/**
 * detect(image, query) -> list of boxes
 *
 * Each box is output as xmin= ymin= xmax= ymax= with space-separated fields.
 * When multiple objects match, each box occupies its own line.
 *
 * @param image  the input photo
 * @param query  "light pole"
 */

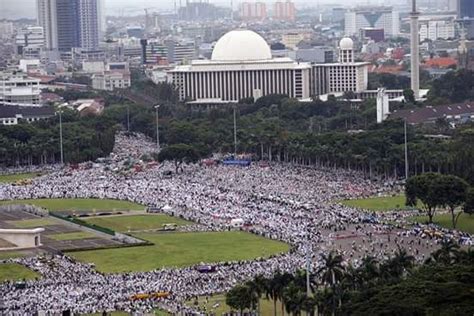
xmin=57 ymin=109 xmax=64 ymax=165
xmin=404 ymin=119 xmax=409 ymax=180
xmin=127 ymin=104 xmax=130 ymax=132
xmin=154 ymin=105 xmax=160 ymax=151
xmin=233 ymin=105 xmax=237 ymax=155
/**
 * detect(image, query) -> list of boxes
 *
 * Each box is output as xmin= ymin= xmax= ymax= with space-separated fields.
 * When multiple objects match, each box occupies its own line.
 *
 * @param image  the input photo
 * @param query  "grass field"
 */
xmin=0 ymin=252 xmax=31 ymax=260
xmin=49 ymin=231 xmax=98 ymax=241
xmin=0 ymin=173 xmax=41 ymax=183
xmin=410 ymin=213 xmax=474 ymax=234
xmin=0 ymin=198 xmax=144 ymax=213
xmin=6 ymin=218 xmax=58 ymax=228
xmin=340 ymin=194 xmax=418 ymax=211
xmin=186 ymin=294 xmax=285 ymax=315
xmin=81 ymin=312 xmax=130 ymax=316
xmin=84 ymin=214 xmax=192 ymax=232
xmin=0 ymin=263 xmax=39 ymax=282
xmin=70 ymin=231 xmax=290 ymax=273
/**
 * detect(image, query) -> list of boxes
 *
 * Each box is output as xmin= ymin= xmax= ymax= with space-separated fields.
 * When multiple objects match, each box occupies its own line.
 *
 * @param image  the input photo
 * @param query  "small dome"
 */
xmin=339 ymin=37 xmax=354 ymax=50
xmin=211 ymin=29 xmax=272 ymax=62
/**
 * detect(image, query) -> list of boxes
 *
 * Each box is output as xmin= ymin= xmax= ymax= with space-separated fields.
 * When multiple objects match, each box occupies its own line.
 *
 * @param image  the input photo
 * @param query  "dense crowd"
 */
xmin=0 ymin=133 xmax=471 ymax=314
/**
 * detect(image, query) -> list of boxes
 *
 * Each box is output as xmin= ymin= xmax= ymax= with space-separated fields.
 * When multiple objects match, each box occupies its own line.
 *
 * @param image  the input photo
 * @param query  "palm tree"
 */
xmin=316 ymin=251 xmax=346 ymax=315
xmin=427 ymin=240 xmax=461 ymax=265
xmin=282 ymin=281 xmax=306 ymax=316
xmin=266 ymin=271 xmax=294 ymax=316
xmin=381 ymin=247 xmax=414 ymax=281
xmin=246 ymin=275 xmax=267 ymax=315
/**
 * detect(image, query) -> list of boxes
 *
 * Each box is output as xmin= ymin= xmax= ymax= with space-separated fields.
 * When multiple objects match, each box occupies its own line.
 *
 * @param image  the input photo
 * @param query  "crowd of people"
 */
xmin=0 ymin=132 xmax=471 ymax=314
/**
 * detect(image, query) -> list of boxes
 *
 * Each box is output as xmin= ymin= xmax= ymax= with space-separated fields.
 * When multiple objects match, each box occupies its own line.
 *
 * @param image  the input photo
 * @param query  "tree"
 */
xmin=315 ymin=251 xmax=345 ymax=314
xmin=427 ymin=240 xmax=461 ymax=265
xmin=157 ymin=143 xmax=200 ymax=173
xmin=406 ymin=173 xmax=445 ymax=223
xmin=438 ymin=175 xmax=469 ymax=228
xmin=403 ymin=88 xmax=415 ymax=104
xmin=464 ymin=188 xmax=474 ymax=216
xmin=225 ymin=284 xmax=258 ymax=314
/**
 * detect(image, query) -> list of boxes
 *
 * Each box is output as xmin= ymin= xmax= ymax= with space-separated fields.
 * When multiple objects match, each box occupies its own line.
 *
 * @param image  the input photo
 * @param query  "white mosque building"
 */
xmin=170 ymin=29 xmax=369 ymax=104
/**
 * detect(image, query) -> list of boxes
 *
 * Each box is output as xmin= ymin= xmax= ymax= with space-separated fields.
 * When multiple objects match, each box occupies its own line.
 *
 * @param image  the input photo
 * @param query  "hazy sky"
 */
xmin=0 ymin=0 xmax=388 ymax=20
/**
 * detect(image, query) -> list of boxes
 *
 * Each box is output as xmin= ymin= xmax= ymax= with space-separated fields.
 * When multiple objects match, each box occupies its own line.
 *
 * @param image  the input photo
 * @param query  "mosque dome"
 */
xmin=211 ymin=29 xmax=272 ymax=62
xmin=339 ymin=37 xmax=354 ymax=50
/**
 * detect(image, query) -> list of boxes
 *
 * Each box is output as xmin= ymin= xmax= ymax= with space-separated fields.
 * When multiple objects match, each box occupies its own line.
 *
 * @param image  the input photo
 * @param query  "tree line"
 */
xmin=222 ymin=243 xmax=474 ymax=315
xmin=0 ymin=108 xmax=117 ymax=167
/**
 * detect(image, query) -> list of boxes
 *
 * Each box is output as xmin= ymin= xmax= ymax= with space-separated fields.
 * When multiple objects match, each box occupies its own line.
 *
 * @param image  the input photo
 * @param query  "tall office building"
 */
xmin=459 ymin=0 xmax=474 ymax=18
xmin=240 ymin=2 xmax=267 ymax=21
xmin=345 ymin=6 xmax=400 ymax=37
xmin=273 ymin=1 xmax=296 ymax=22
xmin=77 ymin=0 xmax=101 ymax=49
xmin=36 ymin=0 xmax=102 ymax=51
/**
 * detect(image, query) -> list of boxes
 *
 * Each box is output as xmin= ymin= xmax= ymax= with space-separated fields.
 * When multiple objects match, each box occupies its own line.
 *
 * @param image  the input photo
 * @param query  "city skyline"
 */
xmin=0 ymin=0 xmax=398 ymax=20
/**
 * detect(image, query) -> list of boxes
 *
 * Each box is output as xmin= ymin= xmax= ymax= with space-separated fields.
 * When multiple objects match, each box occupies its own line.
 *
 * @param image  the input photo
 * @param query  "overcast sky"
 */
xmin=0 ymin=0 xmax=390 ymax=20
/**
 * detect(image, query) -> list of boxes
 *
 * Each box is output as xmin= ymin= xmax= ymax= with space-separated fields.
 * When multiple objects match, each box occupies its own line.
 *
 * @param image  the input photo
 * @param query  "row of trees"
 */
xmin=0 ymin=108 xmax=117 ymax=166
xmin=224 ymin=243 xmax=474 ymax=315
xmin=406 ymin=173 xmax=474 ymax=227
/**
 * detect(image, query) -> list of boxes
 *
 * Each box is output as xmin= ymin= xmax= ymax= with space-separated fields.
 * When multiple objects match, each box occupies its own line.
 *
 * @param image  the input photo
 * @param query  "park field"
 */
xmin=69 ymin=231 xmax=290 ymax=273
xmin=49 ymin=232 xmax=98 ymax=241
xmin=340 ymin=194 xmax=418 ymax=211
xmin=0 ymin=173 xmax=41 ymax=183
xmin=0 ymin=263 xmax=39 ymax=282
xmin=411 ymin=213 xmax=474 ymax=234
xmin=84 ymin=214 xmax=192 ymax=232
xmin=0 ymin=198 xmax=144 ymax=213
xmin=6 ymin=218 xmax=59 ymax=228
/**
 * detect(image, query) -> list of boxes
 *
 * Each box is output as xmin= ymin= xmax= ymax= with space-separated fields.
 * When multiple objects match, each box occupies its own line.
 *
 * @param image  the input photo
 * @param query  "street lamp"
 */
xmin=404 ymin=119 xmax=409 ymax=180
xmin=127 ymin=104 xmax=130 ymax=132
xmin=56 ymin=109 xmax=64 ymax=165
xmin=154 ymin=105 xmax=160 ymax=151
xmin=233 ymin=105 xmax=237 ymax=155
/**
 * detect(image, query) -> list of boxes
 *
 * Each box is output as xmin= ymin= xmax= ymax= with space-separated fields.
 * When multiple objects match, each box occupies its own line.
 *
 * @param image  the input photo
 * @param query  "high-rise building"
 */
xmin=273 ymin=1 xmax=296 ymax=22
xmin=36 ymin=0 xmax=102 ymax=51
xmin=77 ymin=0 xmax=101 ymax=49
xmin=240 ymin=2 xmax=267 ymax=21
xmin=345 ymin=6 xmax=400 ymax=38
xmin=459 ymin=0 xmax=474 ymax=18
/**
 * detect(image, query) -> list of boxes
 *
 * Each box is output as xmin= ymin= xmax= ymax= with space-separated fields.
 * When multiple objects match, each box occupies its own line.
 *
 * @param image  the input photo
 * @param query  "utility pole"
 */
xmin=404 ymin=119 xmax=409 ymax=179
xmin=127 ymin=104 xmax=130 ymax=132
xmin=306 ymin=240 xmax=312 ymax=316
xmin=233 ymin=106 xmax=237 ymax=155
xmin=58 ymin=110 xmax=64 ymax=165
xmin=154 ymin=105 xmax=160 ymax=151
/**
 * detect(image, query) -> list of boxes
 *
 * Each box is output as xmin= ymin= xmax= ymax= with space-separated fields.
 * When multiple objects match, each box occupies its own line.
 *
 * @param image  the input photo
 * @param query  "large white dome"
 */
xmin=211 ymin=29 xmax=272 ymax=62
xmin=339 ymin=37 xmax=354 ymax=50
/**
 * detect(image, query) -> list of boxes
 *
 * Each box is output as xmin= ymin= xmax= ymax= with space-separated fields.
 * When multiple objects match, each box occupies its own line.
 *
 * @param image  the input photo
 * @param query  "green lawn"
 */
xmin=6 ymin=218 xmax=58 ymax=228
xmin=186 ymin=294 xmax=285 ymax=315
xmin=70 ymin=231 xmax=290 ymax=273
xmin=0 ymin=198 xmax=144 ymax=213
xmin=80 ymin=312 xmax=130 ymax=316
xmin=340 ymin=194 xmax=418 ymax=211
xmin=0 ymin=172 xmax=41 ymax=183
xmin=49 ymin=231 xmax=98 ymax=241
xmin=410 ymin=213 xmax=474 ymax=234
xmin=0 ymin=263 xmax=39 ymax=282
xmin=0 ymin=251 xmax=31 ymax=260
xmin=84 ymin=214 xmax=192 ymax=232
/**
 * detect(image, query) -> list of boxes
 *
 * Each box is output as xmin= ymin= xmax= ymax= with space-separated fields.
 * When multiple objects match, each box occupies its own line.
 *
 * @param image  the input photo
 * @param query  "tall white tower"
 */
xmin=410 ymin=0 xmax=420 ymax=100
